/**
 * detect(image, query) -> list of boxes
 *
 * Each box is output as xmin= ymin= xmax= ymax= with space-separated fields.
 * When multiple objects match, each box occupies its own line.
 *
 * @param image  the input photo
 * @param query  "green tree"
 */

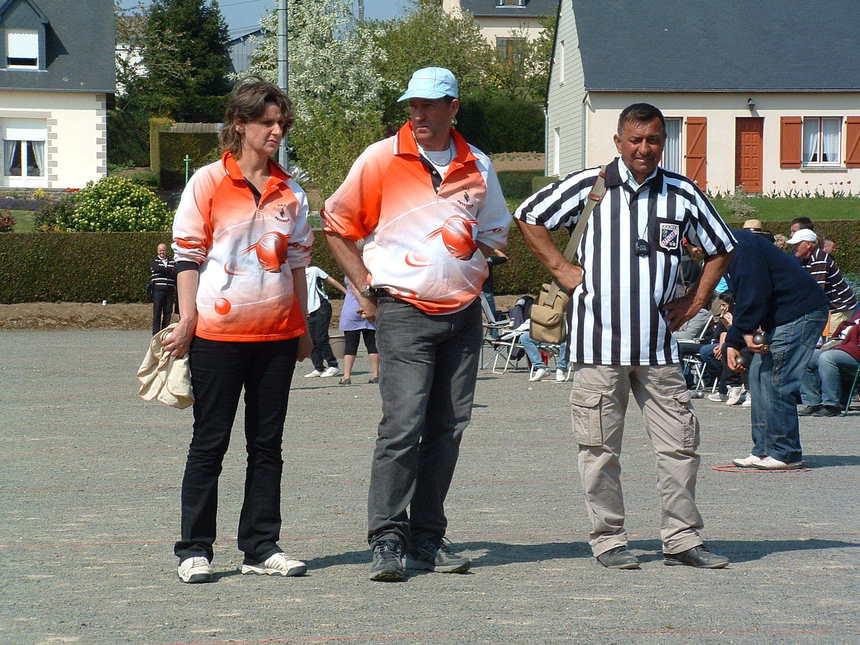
xmin=486 ymin=13 xmax=557 ymax=103
xmin=140 ymin=0 xmax=232 ymax=121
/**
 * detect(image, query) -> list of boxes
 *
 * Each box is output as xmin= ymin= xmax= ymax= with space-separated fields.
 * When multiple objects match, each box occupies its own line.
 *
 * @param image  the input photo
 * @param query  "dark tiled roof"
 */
xmin=0 ymin=0 xmax=115 ymax=93
xmin=573 ymin=0 xmax=860 ymax=92
xmin=460 ymin=0 xmax=559 ymax=19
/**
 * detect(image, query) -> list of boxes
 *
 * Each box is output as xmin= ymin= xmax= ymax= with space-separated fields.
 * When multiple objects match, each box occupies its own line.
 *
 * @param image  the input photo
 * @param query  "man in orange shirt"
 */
xmin=323 ymin=67 xmax=511 ymax=581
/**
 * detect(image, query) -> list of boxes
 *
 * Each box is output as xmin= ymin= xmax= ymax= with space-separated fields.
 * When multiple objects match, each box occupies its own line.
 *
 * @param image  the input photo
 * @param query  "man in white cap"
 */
xmin=322 ymin=67 xmax=511 ymax=581
xmin=788 ymin=227 xmax=858 ymax=332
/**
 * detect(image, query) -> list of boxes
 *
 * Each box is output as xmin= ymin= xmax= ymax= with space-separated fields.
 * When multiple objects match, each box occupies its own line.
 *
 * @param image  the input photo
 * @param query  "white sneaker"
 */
xmin=241 ymin=552 xmax=307 ymax=577
xmin=725 ymin=386 xmax=745 ymax=406
xmin=529 ymin=367 xmax=547 ymax=382
xmin=732 ymin=454 xmax=766 ymax=468
xmin=177 ymin=556 xmax=213 ymax=583
xmin=319 ymin=366 xmax=340 ymax=378
xmin=753 ymin=456 xmax=804 ymax=470
xmin=304 ymin=369 xmax=322 ymax=378
xmin=708 ymin=392 xmax=727 ymax=402
xmin=742 ymin=396 xmax=752 ymax=407
xmin=555 ymin=369 xmax=568 ymax=382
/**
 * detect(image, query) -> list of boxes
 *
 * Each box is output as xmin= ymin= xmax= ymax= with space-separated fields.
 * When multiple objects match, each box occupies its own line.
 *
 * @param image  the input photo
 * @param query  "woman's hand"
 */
xmin=162 ymin=317 xmax=196 ymax=358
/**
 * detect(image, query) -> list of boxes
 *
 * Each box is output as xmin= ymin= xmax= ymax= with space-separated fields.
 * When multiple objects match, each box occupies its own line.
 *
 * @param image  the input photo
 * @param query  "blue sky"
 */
xmin=120 ymin=1 xmax=414 ymax=37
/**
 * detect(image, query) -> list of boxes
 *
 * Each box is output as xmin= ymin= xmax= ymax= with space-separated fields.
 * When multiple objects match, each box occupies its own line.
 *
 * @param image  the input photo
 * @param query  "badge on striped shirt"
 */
xmin=658 ymin=222 xmax=680 ymax=251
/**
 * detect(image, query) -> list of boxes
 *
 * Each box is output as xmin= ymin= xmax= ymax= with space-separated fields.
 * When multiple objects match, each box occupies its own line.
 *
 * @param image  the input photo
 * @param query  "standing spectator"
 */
xmin=149 ymin=242 xmax=176 ymax=335
xmin=323 ymin=67 xmax=511 ymax=581
xmin=163 ymin=78 xmax=313 ymax=584
xmin=515 ymin=103 xmax=734 ymax=570
xmin=338 ymin=277 xmax=379 ymax=385
xmin=726 ymin=230 xmax=829 ymax=470
xmin=788 ymin=228 xmax=858 ymax=331
xmin=303 ymin=265 xmax=346 ymax=378
xmin=789 ymin=217 xmax=814 ymax=234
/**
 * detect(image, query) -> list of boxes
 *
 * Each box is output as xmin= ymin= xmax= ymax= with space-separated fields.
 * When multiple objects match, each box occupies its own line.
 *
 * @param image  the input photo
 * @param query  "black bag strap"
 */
xmin=546 ymin=166 xmax=607 ymax=300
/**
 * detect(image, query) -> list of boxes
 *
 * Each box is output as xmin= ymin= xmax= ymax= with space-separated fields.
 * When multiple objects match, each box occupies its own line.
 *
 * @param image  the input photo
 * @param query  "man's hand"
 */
xmin=296 ymin=332 xmax=313 ymax=361
xmin=743 ymin=333 xmax=768 ymax=354
xmin=356 ymin=294 xmax=378 ymax=323
xmin=555 ymin=264 xmax=584 ymax=293
xmin=663 ymin=293 xmax=700 ymax=332
xmin=726 ymin=346 xmax=744 ymax=372
xmin=162 ymin=317 xmax=196 ymax=358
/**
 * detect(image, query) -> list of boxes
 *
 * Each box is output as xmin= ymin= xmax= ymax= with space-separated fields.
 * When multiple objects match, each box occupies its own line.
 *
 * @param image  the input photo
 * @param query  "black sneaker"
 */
xmin=812 ymin=405 xmax=842 ymax=417
xmin=664 ymin=545 xmax=729 ymax=569
xmin=369 ymin=538 xmax=405 ymax=582
xmin=797 ymin=405 xmax=821 ymax=416
xmin=596 ymin=546 xmax=640 ymax=569
xmin=406 ymin=537 xmax=470 ymax=573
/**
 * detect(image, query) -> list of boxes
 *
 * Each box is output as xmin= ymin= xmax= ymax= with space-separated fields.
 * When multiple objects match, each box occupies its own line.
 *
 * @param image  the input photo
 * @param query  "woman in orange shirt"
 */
xmin=163 ymin=78 xmax=313 ymax=584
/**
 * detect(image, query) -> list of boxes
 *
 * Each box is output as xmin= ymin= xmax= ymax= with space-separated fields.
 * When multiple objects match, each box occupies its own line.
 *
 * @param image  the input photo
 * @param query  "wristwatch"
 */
xmin=359 ymin=286 xmax=376 ymax=298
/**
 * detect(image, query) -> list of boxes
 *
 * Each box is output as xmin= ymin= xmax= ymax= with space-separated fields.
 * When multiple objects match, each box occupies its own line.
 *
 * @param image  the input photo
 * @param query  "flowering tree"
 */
xmin=244 ymin=0 xmax=392 ymax=121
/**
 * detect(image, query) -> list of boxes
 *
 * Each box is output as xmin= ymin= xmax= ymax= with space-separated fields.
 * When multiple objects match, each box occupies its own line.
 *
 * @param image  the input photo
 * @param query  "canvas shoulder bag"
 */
xmin=529 ymin=166 xmax=607 ymax=344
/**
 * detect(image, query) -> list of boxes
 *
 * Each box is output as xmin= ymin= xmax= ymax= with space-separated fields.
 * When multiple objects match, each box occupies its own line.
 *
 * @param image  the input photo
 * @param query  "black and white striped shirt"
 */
xmin=799 ymin=247 xmax=857 ymax=312
xmin=515 ymin=158 xmax=735 ymax=366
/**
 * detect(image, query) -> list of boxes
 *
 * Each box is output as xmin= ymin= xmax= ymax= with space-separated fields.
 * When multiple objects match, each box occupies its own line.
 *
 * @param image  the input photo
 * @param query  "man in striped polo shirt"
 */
xmin=787 ymin=227 xmax=858 ymax=331
xmin=515 ymin=103 xmax=735 ymax=570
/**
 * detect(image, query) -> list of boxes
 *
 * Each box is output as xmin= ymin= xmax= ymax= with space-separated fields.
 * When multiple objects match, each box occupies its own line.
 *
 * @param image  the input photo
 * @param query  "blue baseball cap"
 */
xmin=397 ymin=67 xmax=459 ymax=102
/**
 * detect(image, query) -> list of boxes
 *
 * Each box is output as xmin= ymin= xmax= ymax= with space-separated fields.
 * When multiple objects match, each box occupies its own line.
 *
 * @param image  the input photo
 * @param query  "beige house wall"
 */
xmin=441 ymin=1 xmax=546 ymax=44
xmin=544 ymin=0 xmax=584 ymax=176
xmin=0 ymin=90 xmax=107 ymax=189
xmin=580 ymin=92 xmax=860 ymax=195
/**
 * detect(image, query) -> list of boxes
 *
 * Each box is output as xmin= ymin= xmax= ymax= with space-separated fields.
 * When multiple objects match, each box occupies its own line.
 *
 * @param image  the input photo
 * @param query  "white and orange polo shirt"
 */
xmin=172 ymin=152 xmax=313 ymax=342
xmin=322 ymin=122 xmax=510 ymax=314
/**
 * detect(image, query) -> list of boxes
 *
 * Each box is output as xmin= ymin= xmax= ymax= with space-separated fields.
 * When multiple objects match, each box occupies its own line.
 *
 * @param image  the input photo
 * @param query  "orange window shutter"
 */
xmin=780 ymin=117 xmax=802 ymax=168
xmin=845 ymin=117 xmax=860 ymax=167
xmin=685 ymin=117 xmax=707 ymax=189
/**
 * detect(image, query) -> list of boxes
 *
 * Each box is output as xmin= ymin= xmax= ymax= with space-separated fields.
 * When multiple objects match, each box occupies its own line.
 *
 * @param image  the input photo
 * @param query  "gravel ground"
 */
xmin=1 ymin=329 xmax=858 ymax=645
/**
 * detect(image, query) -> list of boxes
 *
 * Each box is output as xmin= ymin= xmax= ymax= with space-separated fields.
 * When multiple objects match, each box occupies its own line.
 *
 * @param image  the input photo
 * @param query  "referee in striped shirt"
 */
xmin=515 ymin=103 xmax=735 ymax=570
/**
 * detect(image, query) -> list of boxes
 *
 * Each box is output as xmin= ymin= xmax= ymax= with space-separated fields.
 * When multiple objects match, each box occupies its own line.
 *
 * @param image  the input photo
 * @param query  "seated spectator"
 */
xmin=523 ymin=331 xmax=569 ymax=383
xmin=800 ymin=311 xmax=860 ymax=416
xmin=695 ymin=294 xmax=750 ymax=405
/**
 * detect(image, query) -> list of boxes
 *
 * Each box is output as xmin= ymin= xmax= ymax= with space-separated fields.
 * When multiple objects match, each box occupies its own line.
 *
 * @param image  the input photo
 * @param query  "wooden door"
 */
xmin=735 ymin=117 xmax=763 ymax=193
xmin=685 ymin=117 xmax=707 ymax=189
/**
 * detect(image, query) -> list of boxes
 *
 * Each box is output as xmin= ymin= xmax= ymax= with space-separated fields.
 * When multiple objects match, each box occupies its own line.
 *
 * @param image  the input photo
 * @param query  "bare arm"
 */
xmin=324 ymin=231 xmax=377 ymax=322
xmin=515 ymin=219 xmax=583 ymax=292
xmin=664 ymin=251 xmax=733 ymax=332
xmin=325 ymin=275 xmax=348 ymax=296
xmin=292 ymin=266 xmax=313 ymax=361
xmin=163 ymin=269 xmax=199 ymax=358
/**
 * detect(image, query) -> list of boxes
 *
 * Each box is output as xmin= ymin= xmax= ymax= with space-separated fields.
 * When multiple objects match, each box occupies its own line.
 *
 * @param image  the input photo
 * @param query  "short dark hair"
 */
xmin=617 ymin=103 xmax=666 ymax=137
xmin=790 ymin=216 xmax=815 ymax=230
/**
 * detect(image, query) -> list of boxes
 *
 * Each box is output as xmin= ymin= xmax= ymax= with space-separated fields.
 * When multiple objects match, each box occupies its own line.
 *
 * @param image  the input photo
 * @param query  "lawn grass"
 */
xmin=711 ymin=197 xmax=860 ymax=222
xmin=10 ymin=210 xmax=36 ymax=232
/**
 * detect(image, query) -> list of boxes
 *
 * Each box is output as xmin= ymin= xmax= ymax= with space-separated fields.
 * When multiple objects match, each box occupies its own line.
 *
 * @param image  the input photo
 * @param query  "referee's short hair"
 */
xmin=617 ymin=103 xmax=666 ymax=137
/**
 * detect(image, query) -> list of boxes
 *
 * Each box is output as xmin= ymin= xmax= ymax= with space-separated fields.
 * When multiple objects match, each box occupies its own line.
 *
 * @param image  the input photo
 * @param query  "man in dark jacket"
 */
xmin=725 ymin=230 xmax=829 ymax=470
xmin=149 ymin=243 xmax=176 ymax=335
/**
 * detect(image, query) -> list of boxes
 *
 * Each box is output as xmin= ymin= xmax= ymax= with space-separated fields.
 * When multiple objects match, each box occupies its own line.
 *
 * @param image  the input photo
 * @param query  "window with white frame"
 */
xmin=496 ymin=37 xmax=526 ymax=63
xmin=6 ymin=29 xmax=39 ymax=67
xmin=662 ymin=118 xmax=682 ymax=173
xmin=496 ymin=0 xmax=527 ymax=7
xmin=558 ymin=39 xmax=565 ymax=84
xmin=803 ymin=117 xmax=841 ymax=165
xmin=2 ymin=120 xmax=46 ymax=178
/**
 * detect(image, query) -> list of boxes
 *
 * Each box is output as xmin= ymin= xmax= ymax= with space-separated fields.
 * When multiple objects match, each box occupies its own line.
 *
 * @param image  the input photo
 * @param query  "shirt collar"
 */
xmin=394 ymin=122 xmax=477 ymax=166
xmin=222 ymin=151 xmax=290 ymax=187
xmin=617 ymin=157 xmax=658 ymax=192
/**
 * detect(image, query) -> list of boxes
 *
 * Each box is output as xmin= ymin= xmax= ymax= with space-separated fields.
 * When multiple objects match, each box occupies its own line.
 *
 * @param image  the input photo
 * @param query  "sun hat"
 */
xmin=742 ymin=218 xmax=763 ymax=230
xmin=398 ymin=67 xmax=459 ymax=102
xmin=786 ymin=228 xmax=818 ymax=245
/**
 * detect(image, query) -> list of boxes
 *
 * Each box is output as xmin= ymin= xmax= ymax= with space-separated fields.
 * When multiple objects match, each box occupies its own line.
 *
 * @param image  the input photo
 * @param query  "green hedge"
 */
xmin=2 ymin=220 xmax=859 ymax=303
xmin=157 ymin=132 xmax=220 ymax=191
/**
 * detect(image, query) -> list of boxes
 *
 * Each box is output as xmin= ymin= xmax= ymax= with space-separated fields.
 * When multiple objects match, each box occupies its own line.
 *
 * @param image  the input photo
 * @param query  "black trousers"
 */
xmin=151 ymin=285 xmax=175 ymax=335
xmin=174 ymin=336 xmax=298 ymax=563
xmin=307 ymin=299 xmax=338 ymax=371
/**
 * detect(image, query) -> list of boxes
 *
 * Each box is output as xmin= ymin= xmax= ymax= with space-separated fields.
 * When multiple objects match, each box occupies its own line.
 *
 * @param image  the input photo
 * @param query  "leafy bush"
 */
xmin=34 ymin=194 xmax=78 ymax=231
xmin=58 ymin=176 xmax=172 ymax=232
xmin=457 ymin=90 xmax=544 ymax=154
xmin=0 ymin=211 xmax=15 ymax=232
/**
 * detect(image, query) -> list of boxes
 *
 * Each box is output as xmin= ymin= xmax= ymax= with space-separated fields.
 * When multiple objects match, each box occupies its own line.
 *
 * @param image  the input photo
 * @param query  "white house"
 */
xmin=0 ymin=0 xmax=114 ymax=190
xmin=443 ymin=0 xmax=558 ymax=61
xmin=546 ymin=0 xmax=860 ymax=195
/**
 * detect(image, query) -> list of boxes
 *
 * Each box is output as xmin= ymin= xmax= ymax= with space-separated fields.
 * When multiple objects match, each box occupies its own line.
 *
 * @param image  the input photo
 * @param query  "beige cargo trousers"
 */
xmin=569 ymin=364 xmax=704 ymax=557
